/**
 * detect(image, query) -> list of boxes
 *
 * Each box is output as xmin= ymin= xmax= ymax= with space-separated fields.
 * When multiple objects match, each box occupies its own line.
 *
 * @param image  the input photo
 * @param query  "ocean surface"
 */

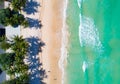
xmin=65 ymin=0 xmax=120 ymax=84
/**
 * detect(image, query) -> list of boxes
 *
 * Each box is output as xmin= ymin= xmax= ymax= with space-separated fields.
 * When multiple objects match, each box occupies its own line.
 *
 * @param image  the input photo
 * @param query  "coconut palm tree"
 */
xmin=0 ymin=40 xmax=11 ymax=50
xmin=0 ymin=53 xmax=15 ymax=75
xmin=0 ymin=6 xmax=28 ymax=27
xmin=0 ymin=36 xmax=10 ymax=50
xmin=2 ymin=73 xmax=29 ymax=84
xmin=0 ymin=0 xmax=4 ymax=5
xmin=11 ymin=0 xmax=27 ymax=11
xmin=11 ymin=35 xmax=28 ymax=53
xmin=0 ymin=35 xmax=29 ymax=82
xmin=0 ymin=8 xmax=11 ymax=26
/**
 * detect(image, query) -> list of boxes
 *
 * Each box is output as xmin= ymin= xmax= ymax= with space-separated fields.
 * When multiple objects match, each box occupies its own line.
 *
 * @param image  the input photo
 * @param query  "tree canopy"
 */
xmin=11 ymin=0 xmax=27 ymax=11
xmin=0 ymin=8 xmax=28 ymax=27
xmin=0 ymin=0 xmax=4 ymax=5
xmin=0 ymin=35 xmax=29 ymax=83
xmin=2 ymin=73 xmax=29 ymax=84
xmin=0 ymin=8 xmax=11 ymax=26
xmin=0 ymin=53 xmax=15 ymax=75
xmin=0 ymin=0 xmax=29 ymax=27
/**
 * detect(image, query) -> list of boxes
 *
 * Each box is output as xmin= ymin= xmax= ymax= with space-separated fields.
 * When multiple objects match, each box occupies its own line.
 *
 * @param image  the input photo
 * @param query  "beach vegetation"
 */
xmin=0 ymin=35 xmax=29 ymax=84
xmin=0 ymin=0 xmax=29 ymax=28
xmin=2 ymin=73 xmax=29 ymax=84
xmin=0 ymin=36 xmax=6 ymax=42
xmin=0 ymin=36 xmax=10 ymax=50
xmin=0 ymin=8 xmax=28 ymax=27
xmin=0 ymin=0 xmax=4 ymax=5
xmin=0 ymin=40 xmax=11 ymax=50
xmin=0 ymin=8 xmax=11 ymax=26
xmin=11 ymin=0 xmax=27 ymax=11
xmin=3 ymin=0 xmax=27 ymax=11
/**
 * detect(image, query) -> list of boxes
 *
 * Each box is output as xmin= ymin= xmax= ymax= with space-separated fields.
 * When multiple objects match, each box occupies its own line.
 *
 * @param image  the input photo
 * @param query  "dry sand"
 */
xmin=21 ymin=0 xmax=64 ymax=84
xmin=40 ymin=0 xmax=64 ymax=84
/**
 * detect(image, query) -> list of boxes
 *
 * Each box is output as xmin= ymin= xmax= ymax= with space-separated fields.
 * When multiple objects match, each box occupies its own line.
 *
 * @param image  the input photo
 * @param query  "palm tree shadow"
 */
xmin=23 ymin=0 xmax=40 ymax=15
xmin=27 ymin=18 xmax=42 ymax=29
xmin=26 ymin=37 xmax=46 ymax=84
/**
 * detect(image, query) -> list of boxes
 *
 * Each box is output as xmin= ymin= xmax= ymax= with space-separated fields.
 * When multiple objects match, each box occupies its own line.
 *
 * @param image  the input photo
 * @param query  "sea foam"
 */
xmin=82 ymin=61 xmax=87 ymax=72
xmin=58 ymin=0 xmax=68 ymax=84
xmin=77 ymin=0 xmax=104 ymax=72
xmin=79 ymin=15 xmax=103 ymax=48
xmin=77 ymin=0 xmax=103 ymax=49
xmin=77 ymin=0 xmax=82 ymax=8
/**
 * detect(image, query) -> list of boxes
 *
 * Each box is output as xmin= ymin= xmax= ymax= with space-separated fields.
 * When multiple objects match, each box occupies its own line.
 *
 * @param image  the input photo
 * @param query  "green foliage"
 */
xmin=11 ymin=0 xmax=27 ymax=11
xmin=5 ymin=9 xmax=29 ymax=27
xmin=0 ymin=8 xmax=11 ymax=26
xmin=0 ymin=0 xmax=29 ymax=27
xmin=0 ymin=36 xmax=10 ymax=50
xmin=0 ymin=53 xmax=15 ymax=75
xmin=0 ymin=8 xmax=29 ymax=27
xmin=2 ymin=74 xmax=29 ymax=84
xmin=0 ymin=35 xmax=29 ymax=83
xmin=21 ymin=19 xmax=29 ymax=28
xmin=0 ymin=36 xmax=6 ymax=42
xmin=0 ymin=0 xmax=4 ymax=5
xmin=2 ymin=79 xmax=16 ymax=84
xmin=11 ymin=35 xmax=28 ymax=54
xmin=0 ymin=40 xmax=11 ymax=50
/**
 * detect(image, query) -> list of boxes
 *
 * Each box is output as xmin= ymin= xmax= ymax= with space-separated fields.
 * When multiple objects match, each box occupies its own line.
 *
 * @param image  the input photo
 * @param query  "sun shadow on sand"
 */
xmin=23 ymin=0 xmax=40 ymax=15
xmin=26 ymin=37 xmax=47 ymax=84
xmin=27 ymin=18 xmax=42 ymax=29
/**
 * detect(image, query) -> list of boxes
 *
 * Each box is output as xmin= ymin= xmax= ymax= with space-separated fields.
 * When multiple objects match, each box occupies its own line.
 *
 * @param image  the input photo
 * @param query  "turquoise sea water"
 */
xmin=66 ymin=0 xmax=120 ymax=84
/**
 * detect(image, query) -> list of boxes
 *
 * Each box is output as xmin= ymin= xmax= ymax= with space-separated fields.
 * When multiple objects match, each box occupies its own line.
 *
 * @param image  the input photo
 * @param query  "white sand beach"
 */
xmin=21 ymin=0 xmax=64 ymax=84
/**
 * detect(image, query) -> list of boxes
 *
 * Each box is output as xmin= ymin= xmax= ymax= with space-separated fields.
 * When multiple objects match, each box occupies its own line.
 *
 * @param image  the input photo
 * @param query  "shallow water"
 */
xmin=66 ymin=0 xmax=120 ymax=84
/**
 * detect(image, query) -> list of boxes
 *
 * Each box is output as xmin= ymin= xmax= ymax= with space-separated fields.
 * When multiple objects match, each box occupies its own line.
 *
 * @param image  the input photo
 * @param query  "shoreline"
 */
xmin=59 ymin=0 xmax=69 ymax=84
xmin=40 ymin=0 xmax=65 ymax=84
xmin=21 ymin=0 xmax=68 ymax=83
